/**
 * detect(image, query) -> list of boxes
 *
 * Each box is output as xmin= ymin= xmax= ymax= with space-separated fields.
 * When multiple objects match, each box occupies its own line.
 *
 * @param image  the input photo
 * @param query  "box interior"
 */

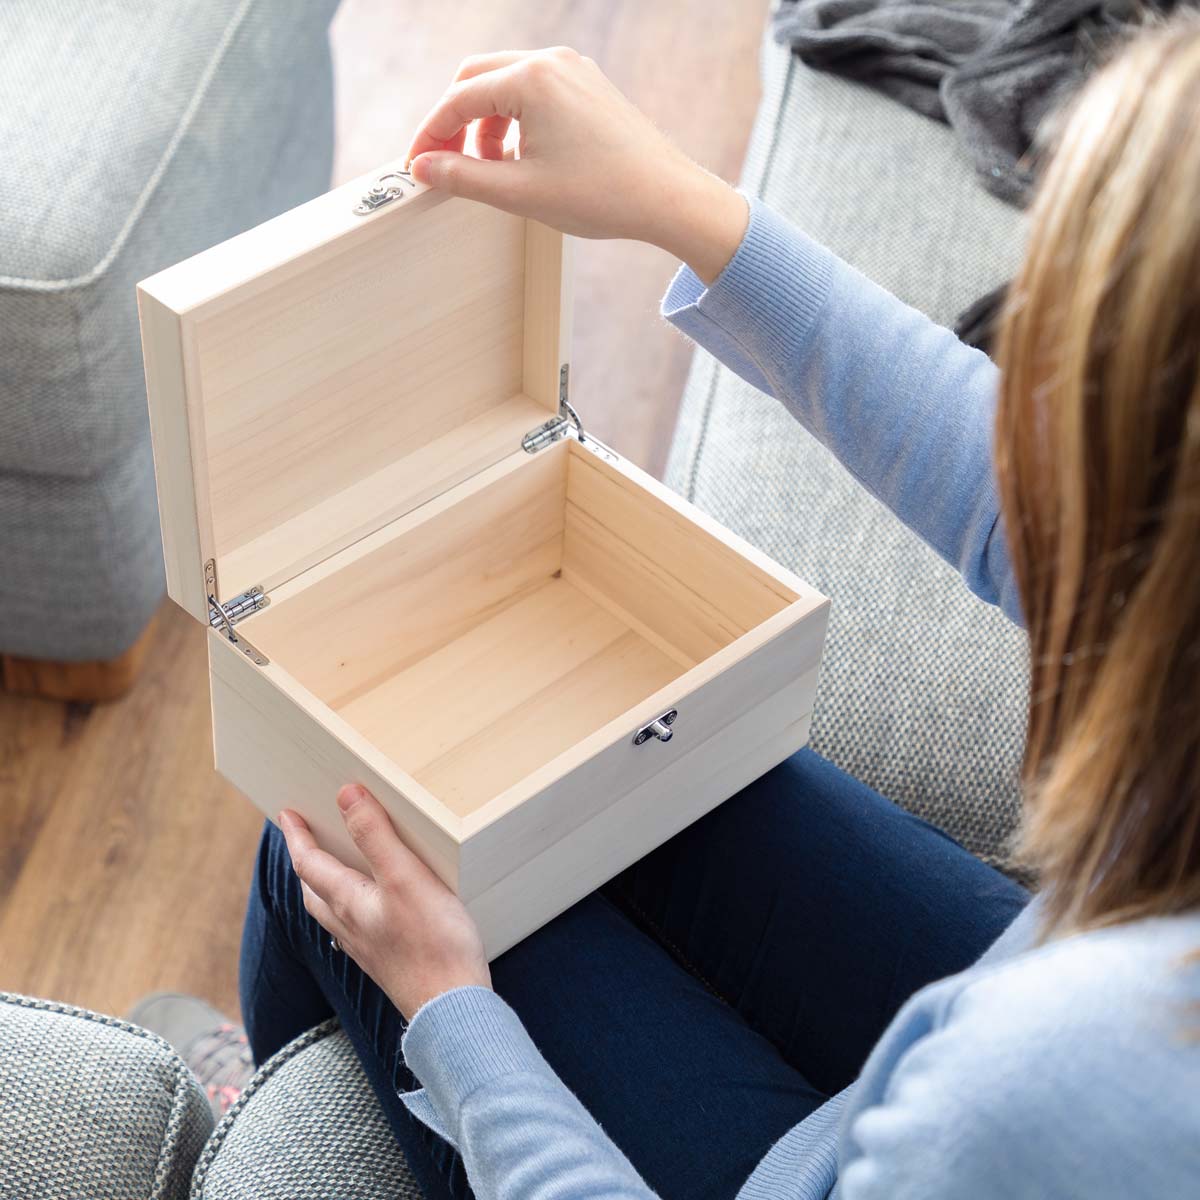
xmin=242 ymin=439 xmax=799 ymax=818
xmin=165 ymin=191 xmax=567 ymax=604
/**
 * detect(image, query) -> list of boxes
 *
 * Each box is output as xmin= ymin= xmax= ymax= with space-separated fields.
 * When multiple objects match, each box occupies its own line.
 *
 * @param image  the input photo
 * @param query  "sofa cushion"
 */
xmin=666 ymin=42 xmax=1029 ymax=867
xmin=0 ymin=0 xmax=338 ymax=479
xmin=0 ymin=0 xmax=337 ymax=661
xmin=191 ymin=1020 xmax=420 ymax=1200
xmin=0 ymin=992 xmax=213 ymax=1200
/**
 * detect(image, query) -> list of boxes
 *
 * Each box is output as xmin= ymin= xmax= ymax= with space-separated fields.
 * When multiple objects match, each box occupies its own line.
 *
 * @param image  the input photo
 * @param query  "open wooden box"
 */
xmin=138 ymin=163 xmax=829 ymax=956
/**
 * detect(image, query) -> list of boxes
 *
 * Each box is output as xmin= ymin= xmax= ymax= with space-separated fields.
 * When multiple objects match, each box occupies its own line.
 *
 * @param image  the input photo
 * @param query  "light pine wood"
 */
xmin=137 ymin=288 xmax=212 ymax=624
xmin=236 ymin=436 xmax=822 ymax=811
xmin=207 ymin=426 xmax=828 ymax=952
xmin=457 ymin=599 xmax=829 ymax=894
xmin=243 ymin=444 xmax=568 ymax=710
xmin=3 ymin=0 xmax=771 ymax=1022
xmin=341 ymin=577 xmax=684 ymax=814
xmin=472 ymin=694 xmax=817 ymax=958
xmin=208 ymin=632 xmax=460 ymax=887
xmin=139 ymin=177 xmax=568 ymax=608
xmin=523 ymin=219 xmax=574 ymax=409
xmin=137 ymin=59 xmax=831 ymax=968
xmin=218 ymin=393 xmax=551 ymax=602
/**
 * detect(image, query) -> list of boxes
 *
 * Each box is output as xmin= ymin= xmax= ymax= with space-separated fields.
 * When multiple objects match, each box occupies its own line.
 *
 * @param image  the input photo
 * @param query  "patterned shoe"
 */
xmin=127 ymin=992 xmax=254 ymax=1120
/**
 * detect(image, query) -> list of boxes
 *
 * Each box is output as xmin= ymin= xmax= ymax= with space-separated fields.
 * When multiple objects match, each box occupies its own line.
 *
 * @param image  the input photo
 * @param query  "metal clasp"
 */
xmin=353 ymin=169 xmax=416 ymax=215
xmin=633 ymin=709 xmax=678 ymax=746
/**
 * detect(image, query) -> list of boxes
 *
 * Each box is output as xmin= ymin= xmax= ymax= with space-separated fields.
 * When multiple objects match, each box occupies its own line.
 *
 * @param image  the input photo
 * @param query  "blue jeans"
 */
xmin=240 ymin=749 xmax=1026 ymax=1200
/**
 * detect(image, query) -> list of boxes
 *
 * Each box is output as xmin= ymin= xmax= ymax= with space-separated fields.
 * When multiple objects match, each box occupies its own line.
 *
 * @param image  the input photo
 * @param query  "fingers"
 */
xmin=279 ymin=808 xmax=370 ymax=908
xmin=409 ymin=151 xmax=527 ymax=209
xmin=453 ymin=50 xmax=534 ymax=82
xmin=337 ymin=785 xmax=448 ymax=897
xmin=406 ymin=64 xmax=525 ymax=163
xmin=299 ymin=880 xmax=342 ymax=939
xmin=474 ymin=114 xmax=512 ymax=160
xmin=335 ymin=784 xmax=421 ymax=883
xmin=456 ymin=52 xmax=529 ymax=159
xmin=403 ymin=51 xmax=528 ymax=165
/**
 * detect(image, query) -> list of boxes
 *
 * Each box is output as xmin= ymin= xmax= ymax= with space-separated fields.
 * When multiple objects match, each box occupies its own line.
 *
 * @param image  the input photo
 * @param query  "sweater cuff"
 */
xmin=661 ymin=197 xmax=834 ymax=366
xmin=400 ymin=987 xmax=550 ymax=1138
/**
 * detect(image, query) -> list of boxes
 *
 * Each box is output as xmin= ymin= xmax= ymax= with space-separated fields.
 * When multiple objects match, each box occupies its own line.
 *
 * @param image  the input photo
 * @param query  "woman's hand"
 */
xmin=405 ymin=47 xmax=748 ymax=285
xmin=279 ymin=787 xmax=491 ymax=1021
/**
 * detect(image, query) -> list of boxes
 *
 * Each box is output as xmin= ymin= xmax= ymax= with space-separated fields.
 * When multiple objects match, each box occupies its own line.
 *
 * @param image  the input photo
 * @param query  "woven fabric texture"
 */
xmin=666 ymin=42 xmax=1029 ymax=867
xmin=0 ymin=0 xmax=337 ymax=660
xmin=192 ymin=1021 xmax=420 ymax=1200
xmin=0 ymin=992 xmax=213 ymax=1200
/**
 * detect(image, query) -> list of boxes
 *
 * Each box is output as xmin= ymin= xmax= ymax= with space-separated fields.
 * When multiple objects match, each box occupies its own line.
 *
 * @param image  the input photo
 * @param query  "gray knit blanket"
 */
xmin=773 ymin=0 xmax=1163 ymax=205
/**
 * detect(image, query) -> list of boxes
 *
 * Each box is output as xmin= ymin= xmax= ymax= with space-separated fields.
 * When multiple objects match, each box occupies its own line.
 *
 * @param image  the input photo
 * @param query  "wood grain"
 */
xmin=200 ymin=422 xmax=827 ymax=959
xmin=472 ymin=699 xmax=816 ymax=959
xmin=0 ymin=604 xmax=261 ymax=1018
xmin=244 ymin=442 xmax=568 ymax=710
xmin=141 ymin=181 xmax=560 ymax=606
xmin=0 ymin=0 xmax=768 ymax=1023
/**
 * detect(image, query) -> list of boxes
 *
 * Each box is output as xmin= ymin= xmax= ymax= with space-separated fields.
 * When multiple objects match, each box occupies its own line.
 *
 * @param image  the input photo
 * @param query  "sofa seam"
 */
xmin=151 ymin=1049 xmax=205 ymax=1200
xmin=188 ymin=1017 xmax=341 ymax=1197
xmin=0 ymin=0 xmax=258 ymax=294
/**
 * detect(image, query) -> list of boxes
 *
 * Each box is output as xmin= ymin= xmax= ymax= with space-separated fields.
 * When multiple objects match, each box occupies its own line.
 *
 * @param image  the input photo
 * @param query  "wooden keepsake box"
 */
xmin=138 ymin=163 xmax=829 ymax=957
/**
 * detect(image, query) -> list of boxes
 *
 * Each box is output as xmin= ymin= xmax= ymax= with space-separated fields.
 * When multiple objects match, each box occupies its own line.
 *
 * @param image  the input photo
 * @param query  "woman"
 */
xmin=243 ymin=18 xmax=1200 ymax=1200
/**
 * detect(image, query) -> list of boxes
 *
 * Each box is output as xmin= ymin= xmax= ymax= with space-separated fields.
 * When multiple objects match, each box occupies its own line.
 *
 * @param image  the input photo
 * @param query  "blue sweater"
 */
xmin=398 ymin=201 xmax=1200 ymax=1198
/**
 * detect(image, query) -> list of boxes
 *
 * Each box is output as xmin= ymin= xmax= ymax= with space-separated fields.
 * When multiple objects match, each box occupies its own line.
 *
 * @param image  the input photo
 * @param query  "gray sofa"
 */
xmin=0 ymin=30 xmax=1027 ymax=1200
xmin=0 ymin=0 xmax=337 ymax=670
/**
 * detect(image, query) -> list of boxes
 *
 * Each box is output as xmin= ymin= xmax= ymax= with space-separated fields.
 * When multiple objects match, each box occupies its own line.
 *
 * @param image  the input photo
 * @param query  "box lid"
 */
xmin=138 ymin=160 xmax=572 ymax=624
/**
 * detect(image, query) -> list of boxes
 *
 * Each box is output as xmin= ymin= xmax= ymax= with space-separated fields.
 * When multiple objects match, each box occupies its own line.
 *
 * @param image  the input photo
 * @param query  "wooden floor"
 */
xmin=0 ymin=0 xmax=767 ymax=1022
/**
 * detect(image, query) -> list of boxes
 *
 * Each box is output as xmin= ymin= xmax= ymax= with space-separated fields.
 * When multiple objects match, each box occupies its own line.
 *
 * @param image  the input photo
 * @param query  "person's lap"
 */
xmin=239 ymin=748 xmax=1027 ymax=1200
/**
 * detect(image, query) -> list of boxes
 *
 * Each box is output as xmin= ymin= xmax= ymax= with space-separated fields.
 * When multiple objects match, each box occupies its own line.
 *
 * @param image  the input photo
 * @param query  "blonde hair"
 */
xmin=995 ymin=13 xmax=1200 ymax=935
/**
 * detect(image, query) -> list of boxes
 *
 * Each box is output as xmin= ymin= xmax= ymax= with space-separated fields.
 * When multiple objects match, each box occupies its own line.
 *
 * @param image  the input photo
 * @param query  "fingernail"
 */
xmin=409 ymin=155 xmax=430 ymax=184
xmin=277 ymin=810 xmax=291 ymax=830
xmin=337 ymin=785 xmax=364 ymax=812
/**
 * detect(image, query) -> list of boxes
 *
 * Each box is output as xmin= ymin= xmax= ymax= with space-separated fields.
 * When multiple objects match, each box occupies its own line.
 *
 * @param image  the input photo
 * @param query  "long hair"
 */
xmin=994 ymin=14 xmax=1200 ymax=934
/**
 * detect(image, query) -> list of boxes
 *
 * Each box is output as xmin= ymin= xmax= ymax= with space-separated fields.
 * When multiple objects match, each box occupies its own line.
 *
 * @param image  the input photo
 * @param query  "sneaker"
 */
xmin=128 ymin=992 xmax=254 ymax=1119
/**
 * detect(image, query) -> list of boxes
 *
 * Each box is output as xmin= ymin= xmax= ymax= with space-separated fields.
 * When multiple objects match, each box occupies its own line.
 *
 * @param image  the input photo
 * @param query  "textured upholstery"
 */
xmin=0 ymin=0 xmax=338 ymax=660
xmin=191 ymin=1021 xmax=420 ymax=1199
xmin=0 ymin=992 xmax=213 ymax=1200
xmin=666 ymin=41 xmax=1029 ymax=867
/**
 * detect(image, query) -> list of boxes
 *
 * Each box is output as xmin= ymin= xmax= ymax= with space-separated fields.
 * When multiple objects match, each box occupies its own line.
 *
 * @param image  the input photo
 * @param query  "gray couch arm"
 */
xmin=191 ymin=1021 xmax=420 ymax=1200
xmin=0 ymin=0 xmax=338 ymax=665
xmin=0 ymin=993 xmax=213 ymax=1200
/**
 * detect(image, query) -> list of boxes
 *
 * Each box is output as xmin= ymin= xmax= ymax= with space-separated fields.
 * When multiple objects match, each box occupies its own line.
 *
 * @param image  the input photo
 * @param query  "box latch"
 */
xmin=353 ymin=169 xmax=416 ymax=215
xmin=633 ymin=709 xmax=678 ymax=746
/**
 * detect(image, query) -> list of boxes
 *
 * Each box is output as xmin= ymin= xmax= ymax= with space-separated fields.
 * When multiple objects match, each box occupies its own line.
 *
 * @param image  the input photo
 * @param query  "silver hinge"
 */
xmin=208 ymin=586 xmax=270 ymax=630
xmin=522 ymin=364 xmax=584 ymax=453
xmin=204 ymin=560 xmax=270 ymax=665
xmin=353 ymin=169 xmax=415 ymax=215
